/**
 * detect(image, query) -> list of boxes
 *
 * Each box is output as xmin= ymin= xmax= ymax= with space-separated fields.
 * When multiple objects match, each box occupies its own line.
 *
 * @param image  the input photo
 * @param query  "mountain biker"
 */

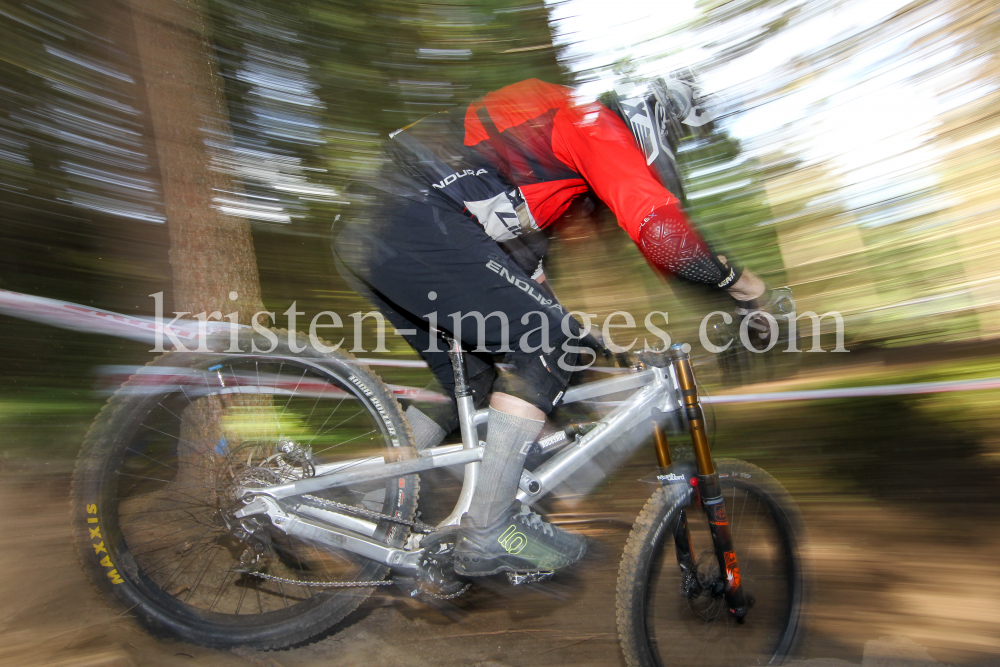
xmin=334 ymin=77 xmax=786 ymax=577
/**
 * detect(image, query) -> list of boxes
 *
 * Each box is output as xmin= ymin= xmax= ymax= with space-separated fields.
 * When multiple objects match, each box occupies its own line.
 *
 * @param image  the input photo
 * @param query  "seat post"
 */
xmin=443 ymin=335 xmax=478 ymax=451
xmin=438 ymin=334 xmax=482 ymax=527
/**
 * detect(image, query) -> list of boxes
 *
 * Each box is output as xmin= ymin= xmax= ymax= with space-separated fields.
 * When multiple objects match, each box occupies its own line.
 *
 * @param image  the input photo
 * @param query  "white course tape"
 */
xmin=701 ymin=376 xmax=1000 ymax=404
xmin=0 ymin=289 xmax=627 ymax=373
xmin=0 ymin=289 xmax=229 ymax=345
xmin=7 ymin=289 xmax=998 ymax=406
xmin=95 ymin=365 xmax=450 ymax=403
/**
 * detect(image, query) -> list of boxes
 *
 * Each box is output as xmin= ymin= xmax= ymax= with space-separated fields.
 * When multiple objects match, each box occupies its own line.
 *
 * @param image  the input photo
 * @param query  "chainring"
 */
xmin=415 ymin=530 xmax=468 ymax=598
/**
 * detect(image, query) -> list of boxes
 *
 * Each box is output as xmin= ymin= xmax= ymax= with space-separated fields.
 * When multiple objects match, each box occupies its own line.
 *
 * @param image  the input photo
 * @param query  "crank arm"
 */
xmin=235 ymin=495 xmax=421 ymax=574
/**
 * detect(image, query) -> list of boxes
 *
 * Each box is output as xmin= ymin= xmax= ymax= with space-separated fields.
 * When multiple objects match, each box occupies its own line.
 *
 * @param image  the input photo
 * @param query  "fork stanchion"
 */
xmin=651 ymin=408 xmax=673 ymax=468
xmin=668 ymin=344 xmax=714 ymax=477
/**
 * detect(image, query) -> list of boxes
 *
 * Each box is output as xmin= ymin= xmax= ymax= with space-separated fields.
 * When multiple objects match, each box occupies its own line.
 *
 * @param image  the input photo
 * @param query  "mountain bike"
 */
xmin=72 ymin=326 xmax=806 ymax=666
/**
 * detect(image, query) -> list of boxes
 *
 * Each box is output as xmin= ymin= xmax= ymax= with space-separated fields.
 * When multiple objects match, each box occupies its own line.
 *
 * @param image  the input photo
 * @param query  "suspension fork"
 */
xmin=666 ymin=344 xmax=750 ymax=621
xmin=652 ymin=405 xmax=699 ymax=593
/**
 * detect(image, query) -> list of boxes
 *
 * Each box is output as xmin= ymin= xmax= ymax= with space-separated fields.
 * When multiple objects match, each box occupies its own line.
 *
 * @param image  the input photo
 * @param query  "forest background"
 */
xmin=0 ymin=0 xmax=997 ymax=506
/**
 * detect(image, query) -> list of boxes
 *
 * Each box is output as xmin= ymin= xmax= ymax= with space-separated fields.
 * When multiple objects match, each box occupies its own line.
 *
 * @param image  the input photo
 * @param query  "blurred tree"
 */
xmin=126 ymin=0 xmax=272 ymax=482
xmin=128 ymin=0 xmax=263 ymax=318
xmin=199 ymin=0 xmax=567 ymax=350
xmin=644 ymin=0 xmax=1000 ymax=346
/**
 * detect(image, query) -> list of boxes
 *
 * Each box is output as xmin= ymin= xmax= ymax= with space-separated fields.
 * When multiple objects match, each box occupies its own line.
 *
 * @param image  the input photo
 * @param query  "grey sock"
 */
xmin=467 ymin=408 xmax=544 ymax=527
xmin=405 ymin=405 xmax=447 ymax=451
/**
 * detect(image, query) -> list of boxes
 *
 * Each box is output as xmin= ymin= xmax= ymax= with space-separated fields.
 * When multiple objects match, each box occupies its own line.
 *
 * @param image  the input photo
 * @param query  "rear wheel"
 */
xmin=617 ymin=460 xmax=806 ymax=666
xmin=72 ymin=329 xmax=418 ymax=649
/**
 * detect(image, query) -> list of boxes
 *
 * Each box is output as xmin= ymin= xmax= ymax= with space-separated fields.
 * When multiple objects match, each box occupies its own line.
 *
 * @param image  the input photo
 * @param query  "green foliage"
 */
xmin=679 ymin=130 xmax=786 ymax=283
xmin=0 ymin=0 xmax=566 ymax=393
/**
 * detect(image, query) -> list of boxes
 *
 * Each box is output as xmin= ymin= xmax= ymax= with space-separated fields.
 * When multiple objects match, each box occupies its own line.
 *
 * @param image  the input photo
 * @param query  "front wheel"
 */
xmin=616 ymin=460 xmax=806 ymax=667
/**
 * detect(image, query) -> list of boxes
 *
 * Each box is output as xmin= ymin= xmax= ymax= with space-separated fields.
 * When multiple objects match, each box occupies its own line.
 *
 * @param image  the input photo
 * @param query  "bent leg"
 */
xmin=466 ymin=392 xmax=544 ymax=526
xmin=456 ymin=353 xmax=586 ymax=576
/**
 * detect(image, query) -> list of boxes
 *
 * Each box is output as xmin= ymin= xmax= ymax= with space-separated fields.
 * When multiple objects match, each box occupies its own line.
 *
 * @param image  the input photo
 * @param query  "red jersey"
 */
xmin=376 ymin=78 xmax=726 ymax=289
xmin=463 ymin=78 xmax=679 ymax=242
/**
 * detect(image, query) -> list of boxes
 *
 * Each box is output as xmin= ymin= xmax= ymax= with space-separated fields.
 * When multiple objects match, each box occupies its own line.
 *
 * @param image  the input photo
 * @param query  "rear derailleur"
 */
xmin=220 ymin=512 xmax=274 ymax=573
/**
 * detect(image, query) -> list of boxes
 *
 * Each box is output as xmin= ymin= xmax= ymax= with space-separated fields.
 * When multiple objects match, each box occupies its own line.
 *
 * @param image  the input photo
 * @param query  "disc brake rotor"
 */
xmin=687 ymin=550 xmax=727 ymax=622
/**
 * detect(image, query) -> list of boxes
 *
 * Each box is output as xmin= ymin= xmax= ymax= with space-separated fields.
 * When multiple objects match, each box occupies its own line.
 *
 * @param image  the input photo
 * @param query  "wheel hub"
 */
xmin=216 ymin=439 xmax=313 ymax=559
xmin=686 ymin=550 xmax=727 ymax=622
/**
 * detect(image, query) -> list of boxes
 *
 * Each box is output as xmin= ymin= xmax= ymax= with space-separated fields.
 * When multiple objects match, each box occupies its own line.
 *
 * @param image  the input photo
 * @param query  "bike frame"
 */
xmin=233 ymin=340 xmax=750 ymax=617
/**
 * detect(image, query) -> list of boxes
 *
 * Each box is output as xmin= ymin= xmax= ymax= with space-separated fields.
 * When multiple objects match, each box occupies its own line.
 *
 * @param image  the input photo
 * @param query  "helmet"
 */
xmin=600 ymin=71 xmax=715 ymax=204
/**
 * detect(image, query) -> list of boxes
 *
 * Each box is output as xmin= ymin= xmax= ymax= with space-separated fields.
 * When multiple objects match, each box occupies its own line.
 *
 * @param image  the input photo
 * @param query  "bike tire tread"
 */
xmin=70 ymin=327 xmax=419 ymax=650
xmin=615 ymin=459 xmax=808 ymax=667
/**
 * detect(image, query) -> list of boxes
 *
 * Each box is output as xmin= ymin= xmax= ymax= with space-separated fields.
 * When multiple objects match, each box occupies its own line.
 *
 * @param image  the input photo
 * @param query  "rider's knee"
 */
xmin=493 ymin=343 xmax=575 ymax=414
xmin=489 ymin=392 xmax=545 ymax=420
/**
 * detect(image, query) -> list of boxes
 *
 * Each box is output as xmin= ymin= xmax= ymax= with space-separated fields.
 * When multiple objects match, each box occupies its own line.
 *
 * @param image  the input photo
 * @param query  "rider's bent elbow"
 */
xmin=636 ymin=204 xmax=736 ymax=289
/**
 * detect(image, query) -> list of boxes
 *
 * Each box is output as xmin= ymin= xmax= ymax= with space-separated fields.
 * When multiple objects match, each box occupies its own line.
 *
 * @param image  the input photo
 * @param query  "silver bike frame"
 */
xmin=235 ymin=362 xmax=687 ymax=574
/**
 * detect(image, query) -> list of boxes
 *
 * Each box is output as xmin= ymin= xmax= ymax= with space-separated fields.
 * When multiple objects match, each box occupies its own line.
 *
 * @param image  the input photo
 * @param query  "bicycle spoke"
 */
xmin=310 ymin=427 xmax=376 ymax=456
xmin=139 ymin=525 xmax=221 ymax=577
xmin=138 ymin=423 xmax=202 ymax=451
xmin=208 ymin=556 xmax=242 ymax=613
xmin=306 ymin=394 xmax=351 ymax=446
xmin=182 ymin=543 xmax=224 ymax=605
xmin=275 ymin=367 xmax=307 ymax=424
xmin=234 ymin=573 xmax=250 ymax=615
xmin=96 ymin=354 xmax=408 ymax=636
xmin=116 ymin=498 xmax=206 ymax=518
xmin=641 ymin=473 xmax=798 ymax=667
xmin=125 ymin=443 xmax=179 ymax=472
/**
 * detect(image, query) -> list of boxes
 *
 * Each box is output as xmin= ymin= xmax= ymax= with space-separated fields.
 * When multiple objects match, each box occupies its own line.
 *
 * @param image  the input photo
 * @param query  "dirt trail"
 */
xmin=1 ymin=473 xmax=998 ymax=667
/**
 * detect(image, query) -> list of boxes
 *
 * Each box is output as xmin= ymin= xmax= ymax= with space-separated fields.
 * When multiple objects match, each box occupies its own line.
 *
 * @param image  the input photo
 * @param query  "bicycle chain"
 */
xmin=239 ymin=494 xmax=464 ymax=594
xmin=245 ymin=571 xmax=395 ymax=589
xmin=244 ymin=568 xmax=472 ymax=599
xmin=300 ymin=494 xmax=435 ymax=533
xmin=424 ymin=582 xmax=472 ymax=600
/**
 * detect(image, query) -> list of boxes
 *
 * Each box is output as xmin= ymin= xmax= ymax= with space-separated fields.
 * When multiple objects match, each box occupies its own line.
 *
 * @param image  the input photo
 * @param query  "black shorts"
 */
xmin=334 ymin=194 xmax=576 ymax=413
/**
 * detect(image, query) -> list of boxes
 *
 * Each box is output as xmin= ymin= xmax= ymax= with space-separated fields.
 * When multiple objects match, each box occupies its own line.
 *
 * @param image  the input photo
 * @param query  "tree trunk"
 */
xmin=127 ymin=0 xmax=269 ymax=501
xmin=128 ymin=0 xmax=263 ymax=319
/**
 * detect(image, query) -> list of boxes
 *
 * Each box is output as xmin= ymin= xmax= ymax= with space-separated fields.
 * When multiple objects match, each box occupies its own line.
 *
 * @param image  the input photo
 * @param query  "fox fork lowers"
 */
xmin=667 ymin=343 xmax=750 ymax=620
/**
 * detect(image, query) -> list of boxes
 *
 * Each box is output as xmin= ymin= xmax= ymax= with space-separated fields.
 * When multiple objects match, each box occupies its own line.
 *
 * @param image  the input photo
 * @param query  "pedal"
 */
xmin=506 ymin=570 xmax=554 ymax=586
